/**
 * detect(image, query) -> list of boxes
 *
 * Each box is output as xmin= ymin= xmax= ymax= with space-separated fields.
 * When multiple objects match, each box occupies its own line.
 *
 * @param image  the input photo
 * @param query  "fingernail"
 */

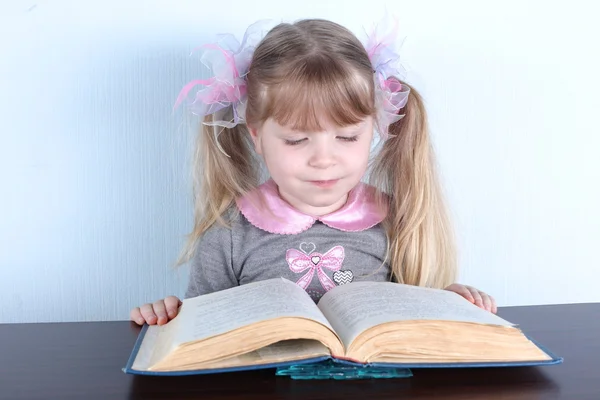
xmin=137 ymin=319 xmax=144 ymax=325
xmin=168 ymin=310 xmax=175 ymax=317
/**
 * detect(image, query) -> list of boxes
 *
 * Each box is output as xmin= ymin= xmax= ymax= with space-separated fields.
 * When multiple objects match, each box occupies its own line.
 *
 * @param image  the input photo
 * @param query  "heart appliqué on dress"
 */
xmin=299 ymin=242 xmax=316 ymax=255
xmin=333 ymin=270 xmax=354 ymax=285
xmin=311 ymin=256 xmax=321 ymax=265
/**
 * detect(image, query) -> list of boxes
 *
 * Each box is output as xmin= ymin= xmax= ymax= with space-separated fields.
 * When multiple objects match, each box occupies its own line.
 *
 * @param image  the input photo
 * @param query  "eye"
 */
xmin=337 ymin=136 xmax=359 ymax=142
xmin=284 ymin=138 xmax=307 ymax=146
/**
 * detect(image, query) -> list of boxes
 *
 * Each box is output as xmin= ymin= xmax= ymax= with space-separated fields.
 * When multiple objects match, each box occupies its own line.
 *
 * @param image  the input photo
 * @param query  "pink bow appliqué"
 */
xmin=286 ymin=246 xmax=345 ymax=291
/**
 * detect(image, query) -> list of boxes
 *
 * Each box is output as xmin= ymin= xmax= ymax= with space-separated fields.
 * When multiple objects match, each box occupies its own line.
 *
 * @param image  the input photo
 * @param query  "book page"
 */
xmin=131 ymin=324 xmax=164 ymax=370
xmin=173 ymin=278 xmax=335 ymax=346
xmin=317 ymin=282 xmax=514 ymax=349
xmin=194 ymin=340 xmax=330 ymax=370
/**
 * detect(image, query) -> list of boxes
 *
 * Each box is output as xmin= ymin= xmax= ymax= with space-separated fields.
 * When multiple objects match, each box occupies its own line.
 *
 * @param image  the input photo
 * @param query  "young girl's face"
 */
xmin=251 ymin=116 xmax=374 ymax=217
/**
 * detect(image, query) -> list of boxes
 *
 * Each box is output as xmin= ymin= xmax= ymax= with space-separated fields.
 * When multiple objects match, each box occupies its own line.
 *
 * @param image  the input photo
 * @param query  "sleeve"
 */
xmin=184 ymin=219 xmax=238 ymax=299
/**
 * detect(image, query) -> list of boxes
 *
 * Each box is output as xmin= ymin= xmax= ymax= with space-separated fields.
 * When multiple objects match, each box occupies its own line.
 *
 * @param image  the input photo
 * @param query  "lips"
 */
xmin=309 ymin=179 xmax=339 ymax=187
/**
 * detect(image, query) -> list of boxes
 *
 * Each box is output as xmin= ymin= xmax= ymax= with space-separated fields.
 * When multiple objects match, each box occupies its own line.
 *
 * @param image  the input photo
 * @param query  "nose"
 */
xmin=308 ymin=141 xmax=336 ymax=169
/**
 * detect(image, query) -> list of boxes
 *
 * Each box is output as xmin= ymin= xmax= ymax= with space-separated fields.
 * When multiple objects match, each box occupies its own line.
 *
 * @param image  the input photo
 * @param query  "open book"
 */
xmin=123 ymin=278 xmax=562 ymax=375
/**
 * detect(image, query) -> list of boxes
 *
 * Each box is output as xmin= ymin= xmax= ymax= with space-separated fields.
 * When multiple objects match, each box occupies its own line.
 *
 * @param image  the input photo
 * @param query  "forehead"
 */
xmin=261 ymin=116 xmax=372 ymax=134
xmin=257 ymin=66 xmax=376 ymax=133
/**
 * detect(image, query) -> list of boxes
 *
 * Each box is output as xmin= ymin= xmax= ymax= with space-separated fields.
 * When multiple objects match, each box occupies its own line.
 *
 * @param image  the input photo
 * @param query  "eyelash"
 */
xmin=284 ymin=136 xmax=359 ymax=146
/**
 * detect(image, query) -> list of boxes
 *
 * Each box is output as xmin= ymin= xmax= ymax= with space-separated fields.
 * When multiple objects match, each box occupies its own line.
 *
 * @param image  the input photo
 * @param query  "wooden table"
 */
xmin=1 ymin=303 xmax=598 ymax=399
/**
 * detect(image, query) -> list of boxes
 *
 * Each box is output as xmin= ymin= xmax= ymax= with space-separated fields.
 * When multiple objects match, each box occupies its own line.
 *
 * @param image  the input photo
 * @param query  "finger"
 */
xmin=153 ymin=300 xmax=168 ymax=325
xmin=480 ymin=292 xmax=492 ymax=312
xmin=448 ymin=284 xmax=474 ymax=303
xmin=164 ymin=296 xmax=181 ymax=319
xmin=489 ymin=295 xmax=497 ymax=314
xmin=468 ymin=287 xmax=484 ymax=308
xmin=140 ymin=303 xmax=158 ymax=325
xmin=130 ymin=308 xmax=145 ymax=325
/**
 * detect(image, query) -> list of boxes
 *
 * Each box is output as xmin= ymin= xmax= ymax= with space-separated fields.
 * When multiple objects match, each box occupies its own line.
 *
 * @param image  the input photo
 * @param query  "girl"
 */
xmin=131 ymin=19 xmax=496 ymax=326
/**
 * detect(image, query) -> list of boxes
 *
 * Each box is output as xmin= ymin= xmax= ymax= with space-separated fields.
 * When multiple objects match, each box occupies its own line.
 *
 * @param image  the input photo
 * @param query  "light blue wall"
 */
xmin=1 ymin=1 xmax=599 ymax=323
xmin=0 ymin=3 xmax=204 ymax=322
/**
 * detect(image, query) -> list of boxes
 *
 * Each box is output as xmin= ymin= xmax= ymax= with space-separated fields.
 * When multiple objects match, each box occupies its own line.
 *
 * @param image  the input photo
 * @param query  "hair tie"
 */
xmin=362 ymin=16 xmax=411 ymax=140
xmin=173 ymin=20 xmax=274 ymax=128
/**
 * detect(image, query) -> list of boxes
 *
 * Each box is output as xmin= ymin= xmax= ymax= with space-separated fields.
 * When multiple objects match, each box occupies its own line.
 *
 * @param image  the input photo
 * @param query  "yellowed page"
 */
xmin=131 ymin=317 xmax=183 ymax=371
xmin=317 ymin=281 xmax=514 ymax=349
xmin=175 ymin=278 xmax=334 ymax=345
xmin=131 ymin=278 xmax=336 ymax=371
xmin=194 ymin=340 xmax=330 ymax=370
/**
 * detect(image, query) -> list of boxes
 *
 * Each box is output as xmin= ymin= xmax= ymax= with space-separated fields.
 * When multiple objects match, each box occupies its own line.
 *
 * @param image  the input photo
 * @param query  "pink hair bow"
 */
xmin=173 ymin=21 xmax=274 ymax=128
xmin=362 ymin=16 xmax=411 ymax=140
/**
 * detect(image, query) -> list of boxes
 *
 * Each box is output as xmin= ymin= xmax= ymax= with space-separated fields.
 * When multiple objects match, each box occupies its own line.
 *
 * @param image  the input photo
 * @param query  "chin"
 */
xmin=301 ymin=194 xmax=345 ymax=207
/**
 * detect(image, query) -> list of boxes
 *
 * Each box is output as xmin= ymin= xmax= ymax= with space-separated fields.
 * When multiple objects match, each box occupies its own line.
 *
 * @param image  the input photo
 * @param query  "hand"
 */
xmin=130 ymin=296 xmax=182 ymax=326
xmin=444 ymin=284 xmax=497 ymax=313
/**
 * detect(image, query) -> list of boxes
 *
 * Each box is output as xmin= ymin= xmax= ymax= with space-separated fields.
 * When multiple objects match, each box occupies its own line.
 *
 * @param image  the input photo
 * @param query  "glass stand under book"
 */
xmin=275 ymin=360 xmax=412 ymax=380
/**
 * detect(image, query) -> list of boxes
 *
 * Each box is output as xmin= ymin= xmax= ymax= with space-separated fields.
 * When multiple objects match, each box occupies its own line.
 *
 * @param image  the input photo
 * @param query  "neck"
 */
xmin=277 ymin=187 xmax=349 ymax=217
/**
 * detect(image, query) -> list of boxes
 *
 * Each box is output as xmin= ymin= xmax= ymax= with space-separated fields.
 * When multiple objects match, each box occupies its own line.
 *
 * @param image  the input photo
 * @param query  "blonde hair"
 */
xmin=178 ymin=19 xmax=457 ymax=289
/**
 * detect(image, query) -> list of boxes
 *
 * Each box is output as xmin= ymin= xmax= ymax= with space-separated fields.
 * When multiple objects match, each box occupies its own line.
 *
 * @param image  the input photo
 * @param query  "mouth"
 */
xmin=309 ymin=179 xmax=339 ymax=188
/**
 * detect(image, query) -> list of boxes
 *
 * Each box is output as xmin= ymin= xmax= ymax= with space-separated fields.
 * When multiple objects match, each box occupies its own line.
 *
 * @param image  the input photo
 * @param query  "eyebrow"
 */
xmin=339 ymin=122 xmax=366 ymax=133
xmin=283 ymin=121 xmax=366 ymax=134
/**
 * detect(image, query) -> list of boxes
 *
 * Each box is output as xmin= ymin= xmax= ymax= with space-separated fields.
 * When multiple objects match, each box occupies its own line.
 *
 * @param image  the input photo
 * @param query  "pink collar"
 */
xmin=235 ymin=179 xmax=388 ymax=235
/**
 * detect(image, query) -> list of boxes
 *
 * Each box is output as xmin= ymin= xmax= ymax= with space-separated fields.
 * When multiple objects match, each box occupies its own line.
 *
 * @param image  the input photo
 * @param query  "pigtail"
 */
xmin=371 ymin=81 xmax=457 ymax=288
xmin=176 ymin=111 xmax=260 ymax=265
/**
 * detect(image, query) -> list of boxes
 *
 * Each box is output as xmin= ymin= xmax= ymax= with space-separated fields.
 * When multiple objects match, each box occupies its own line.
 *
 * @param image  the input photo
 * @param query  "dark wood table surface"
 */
xmin=1 ymin=303 xmax=599 ymax=400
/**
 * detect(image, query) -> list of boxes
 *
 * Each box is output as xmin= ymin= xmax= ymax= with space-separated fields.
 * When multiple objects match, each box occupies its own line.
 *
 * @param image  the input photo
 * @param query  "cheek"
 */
xmin=349 ymin=141 xmax=372 ymax=166
xmin=261 ymin=144 xmax=298 ymax=173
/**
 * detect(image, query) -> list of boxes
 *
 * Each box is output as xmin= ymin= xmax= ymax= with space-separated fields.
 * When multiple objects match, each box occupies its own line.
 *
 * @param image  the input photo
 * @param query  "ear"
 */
xmin=248 ymin=125 xmax=262 ymax=155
